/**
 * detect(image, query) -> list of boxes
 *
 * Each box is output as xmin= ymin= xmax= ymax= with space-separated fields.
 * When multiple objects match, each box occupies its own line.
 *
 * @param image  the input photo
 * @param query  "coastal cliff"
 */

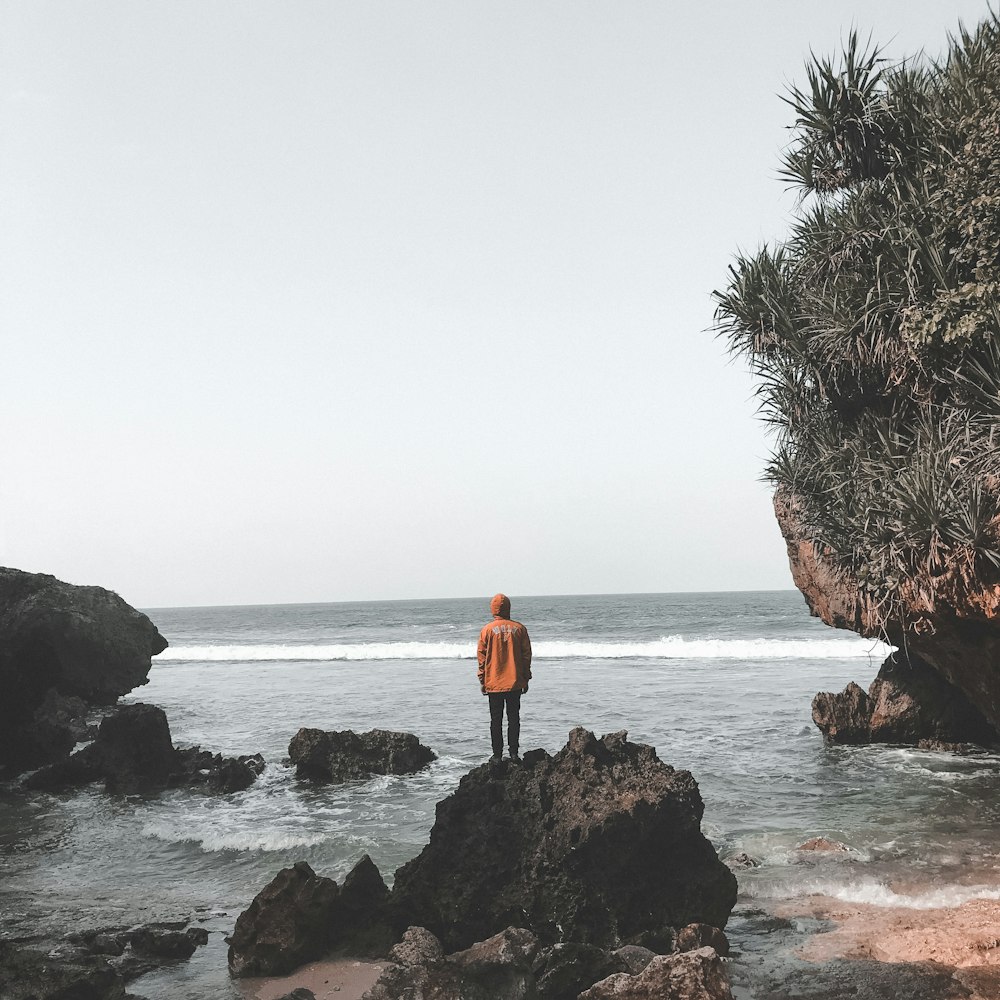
xmin=0 ymin=567 xmax=167 ymax=775
xmin=775 ymin=493 xmax=1000 ymax=745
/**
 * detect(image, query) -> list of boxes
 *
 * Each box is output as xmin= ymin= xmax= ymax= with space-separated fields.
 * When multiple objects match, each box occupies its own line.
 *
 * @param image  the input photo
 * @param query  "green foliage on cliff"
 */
xmin=715 ymin=17 xmax=1000 ymax=621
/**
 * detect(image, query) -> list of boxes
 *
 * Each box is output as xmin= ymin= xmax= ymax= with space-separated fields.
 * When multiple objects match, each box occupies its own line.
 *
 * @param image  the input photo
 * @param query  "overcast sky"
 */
xmin=1 ymin=1 xmax=992 ymax=607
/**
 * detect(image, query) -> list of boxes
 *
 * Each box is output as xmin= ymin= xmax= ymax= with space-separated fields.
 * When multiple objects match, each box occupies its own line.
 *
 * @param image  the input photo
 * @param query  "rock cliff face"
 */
xmin=391 ymin=728 xmax=737 ymax=951
xmin=774 ymin=492 xmax=1000 ymax=745
xmin=0 ymin=568 xmax=167 ymax=774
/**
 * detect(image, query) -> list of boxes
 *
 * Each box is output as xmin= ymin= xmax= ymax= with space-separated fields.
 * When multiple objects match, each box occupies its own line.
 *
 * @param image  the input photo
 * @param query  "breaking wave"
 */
xmin=749 ymin=877 xmax=1000 ymax=909
xmin=156 ymin=636 xmax=892 ymax=663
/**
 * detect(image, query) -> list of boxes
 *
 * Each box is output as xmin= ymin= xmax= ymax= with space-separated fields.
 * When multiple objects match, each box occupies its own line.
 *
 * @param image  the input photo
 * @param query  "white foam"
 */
xmin=749 ymin=877 xmax=1000 ymax=909
xmin=156 ymin=636 xmax=892 ymax=663
xmin=140 ymin=820 xmax=331 ymax=853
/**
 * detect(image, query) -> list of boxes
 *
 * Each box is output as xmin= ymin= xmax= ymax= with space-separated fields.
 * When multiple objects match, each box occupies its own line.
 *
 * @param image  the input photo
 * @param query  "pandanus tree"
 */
xmin=715 ymin=18 xmax=1000 ymax=631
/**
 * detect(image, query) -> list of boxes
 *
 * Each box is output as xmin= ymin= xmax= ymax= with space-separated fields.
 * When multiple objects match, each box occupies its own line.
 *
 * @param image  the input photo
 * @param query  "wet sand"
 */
xmin=238 ymin=957 xmax=384 ymax=1000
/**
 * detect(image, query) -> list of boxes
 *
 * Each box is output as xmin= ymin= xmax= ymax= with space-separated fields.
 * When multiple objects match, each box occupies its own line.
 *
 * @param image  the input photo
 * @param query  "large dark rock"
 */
xmin=775 ymin=492 xmax=1000 ymax=746
xmin=288 ymin=727 xmax=436 ymax=784
xmin=0 ymin=567 xmax=167 ymax=775
xmin=228 ymin=855 xmax=391 ymax=977
xmin=532 ymin=942 xmax=627 ymax=1000
xmin=24 ymin=703 xmax=264 ymax=796
xmin=812 ymin=651 xmax=997 ymax=746
xmin=0 ymin=941 xmax=125 ymax=1000
xmin=390 ymin=728 xmax=737 ymax=951
xmin=579 ymin=946 xmax=732 ymax=1000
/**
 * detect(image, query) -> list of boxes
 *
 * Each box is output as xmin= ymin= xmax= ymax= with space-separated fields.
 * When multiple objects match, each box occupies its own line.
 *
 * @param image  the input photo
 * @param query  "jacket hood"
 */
xmin=490 ymin=593 xmax=511 ymax=618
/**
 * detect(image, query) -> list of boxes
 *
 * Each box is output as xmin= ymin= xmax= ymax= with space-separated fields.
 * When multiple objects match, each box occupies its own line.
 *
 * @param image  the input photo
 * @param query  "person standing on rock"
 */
xmin=477 ymin=593 xmax=532 ymax=763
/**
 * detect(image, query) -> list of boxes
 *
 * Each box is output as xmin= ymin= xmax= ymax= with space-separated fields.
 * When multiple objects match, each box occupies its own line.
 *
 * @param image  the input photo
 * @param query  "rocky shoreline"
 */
xmin=5 ymin=568 xmax=1000 ymax=1000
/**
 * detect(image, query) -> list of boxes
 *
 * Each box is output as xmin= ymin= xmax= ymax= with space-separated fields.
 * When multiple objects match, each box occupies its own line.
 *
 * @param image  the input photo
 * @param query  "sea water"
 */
xmin=3 ymin=591 xmax=1000 ymax=998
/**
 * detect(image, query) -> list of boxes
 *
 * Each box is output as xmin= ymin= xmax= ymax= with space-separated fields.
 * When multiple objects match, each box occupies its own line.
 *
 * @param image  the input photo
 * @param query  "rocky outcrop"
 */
xmin=579 ymin=946 xmax=732 ymax=1000
xmin=1 ymin=919 xmax=210 ymax=1000
xmin=0 ymin=567 xmax=167 ymax=775
xmin=812 ymin=650 xmax=996 ymax=746
xmin=288 ymin=728 xmax=436 ymax=784
xmin=228 ymin=856 xmax=392 ymax=977
xmin=390 ymin=728 xmax=737 ymax=951
xmin=24 ymin=703 xmax=264 ymax=795
xmin=775 ymin=492 xmax=1000 ymax=746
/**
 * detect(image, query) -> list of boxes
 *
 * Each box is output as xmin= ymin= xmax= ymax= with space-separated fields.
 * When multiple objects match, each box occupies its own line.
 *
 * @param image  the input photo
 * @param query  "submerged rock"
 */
xmin=288 ymin=727 xmax=436 ymax=784
xmin=390 ymin=727 xmax=737 ymax=951
xmin=796 ymin=837 xmax=849 ymax=852
xmin=579 ymin=946 xmax=733 ymax=1000
xmin=228 ymin=856 xmax=391 ymax=977
xmin=0 ymin=567 xmax=167 ymax=776
xmin=24 ymin=703 xmax=264 ymax=795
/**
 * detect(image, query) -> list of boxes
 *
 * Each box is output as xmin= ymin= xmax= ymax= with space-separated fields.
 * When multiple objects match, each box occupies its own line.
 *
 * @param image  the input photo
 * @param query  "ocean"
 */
xmin=4 ymin=590 xmax=1000 ymax=998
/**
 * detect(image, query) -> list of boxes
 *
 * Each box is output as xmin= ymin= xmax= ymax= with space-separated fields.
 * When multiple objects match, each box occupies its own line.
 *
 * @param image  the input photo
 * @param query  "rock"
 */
xmin=774 ymin=492 xmax=1000 ymax=747
xmin=365 ymin=927 xmax=539 ymax=1000
xmin=676 ymin=924 xmax=730 ymax=957
xmin=579 ymin=946 xmax=733 ymax=1000
xmin=275 ymin=991 xmax=316 ymax=1000
xmin=228 ymin=861 xmax=342 ymax=977
xmin=797 ymin=837 xmax=848 ymax=852
xmin=532 ymin=942 xmax=626 ymax=1000
xmin=812 ymin=651 xmax=997 ymax=746
xmin=288 ymin=727 xmax=436 ymax=784
xmin=724 ymin=852 xmax=760 ymax=870
xmin=390 ymin=728 xmax=737 ymax=951
xmin=24 ymin=703 xmax=264 ymax=796
xmin=0 ymin=940 xmax=126 ymax=1000
xmin=229 ymin=855 xmax=391 ymax=977
xmin=0 ymin=567 xmax=167 ymax=776
xmin=612 ymin=945 xmax=657 ymax=974
xmin=129 ymin=926 xmax=208 ymax=959
xmin=388 ymin=926 xmax=444 ymax=966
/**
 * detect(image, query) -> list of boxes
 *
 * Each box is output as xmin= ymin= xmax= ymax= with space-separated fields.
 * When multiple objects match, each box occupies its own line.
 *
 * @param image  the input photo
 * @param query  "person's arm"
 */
xmin=521 ymin=628 xmax=532 ymax=688
xmin=477 ymin=629 xmax=487 ymax=692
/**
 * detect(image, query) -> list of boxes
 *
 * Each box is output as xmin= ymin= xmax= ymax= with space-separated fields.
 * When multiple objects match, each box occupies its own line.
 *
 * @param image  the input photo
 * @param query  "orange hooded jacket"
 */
xmin=477 ymin=593 xmax=532 ymax=693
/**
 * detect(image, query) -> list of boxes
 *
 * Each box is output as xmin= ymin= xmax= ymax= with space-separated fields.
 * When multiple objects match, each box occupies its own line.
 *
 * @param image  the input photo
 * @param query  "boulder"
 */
xmin=364 ymin=927 xmax=539 ymax=1000
xmin=24 ymin=703 xmax=264 ymax=796
xmin=288 ymin=727 xmax=436 ymax=784
xmin=812 ymin=651 xmax=997 ymax=746
xmin=0 ymin=568 xmax=167 ymax=775
xmin=390 ymin=728 xmax=737 ymax=951
xmin=0 ymin=940 xmax=125 ymax=1000
xmin=388 ymin=926 xmax=444 ymax=967
xmin=228 ymin=855 xmax=391 ymax=977
xmin=532 ymin=942 xmax=626 ymax=1000
xmin=612 ymin=945 xmax=657 ymax=975
xmin=579 ymin=947 xmax=733 ymax=1000
xmin=129 ymin=926 xmax=208 ymax=959
xmin=676 ymin=924 xmax=730 ymax=957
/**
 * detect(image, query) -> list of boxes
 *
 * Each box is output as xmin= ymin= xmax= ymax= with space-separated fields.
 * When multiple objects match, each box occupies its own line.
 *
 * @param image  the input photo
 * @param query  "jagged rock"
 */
xmin=532 ymin=942 xmax=626 ymax=1000
xmin=24 ymin=704 xmax=264 ymax=796
xmin=724 ymin=852 xmax=761 ymax=870
xmin=228 ymin=855 xmax=390 ymax=977
xmin=288 ymin=727 xmax=436 ymax=784
xmin=0 ymin=940 xmax=125 ymax=1000
xmin=813 ymin=651 xmax=997 ymax=746
xmin=0 ymin=567 xmax=167 ymax=775
xmin=579 ymin=946 xmax=733 ymax=1000
xmin=364 ymin=927 xmax=539 ymax=1000
xmin=612 ymin=945 xmax=657 ymax=974
xmin=389 ymin=926 xmax=444 ymax=966
xmin=775 ymin=492 xmax=1000 ymax=746
xmin=390 ymin=728 xmax=737 ymax=951
xmin=129 ymin=926 xmax=208 ymax=959
xmin=797 ymin=837 xmax=848 ymax=852
xmin=676 ymin=924 xmax=730 ymax=957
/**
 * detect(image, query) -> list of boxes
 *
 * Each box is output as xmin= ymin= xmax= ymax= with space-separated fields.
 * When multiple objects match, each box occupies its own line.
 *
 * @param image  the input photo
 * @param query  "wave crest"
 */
xmin=156 ymin=636 xmax=892 ymax=663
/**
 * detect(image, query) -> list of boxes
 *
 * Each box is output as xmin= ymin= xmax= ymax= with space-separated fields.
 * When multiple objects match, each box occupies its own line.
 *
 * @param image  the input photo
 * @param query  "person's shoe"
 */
xmin=509 ymin=752 xmax=521 ymax=764
xmin=489 ymin=754 xmax=502 ymax=764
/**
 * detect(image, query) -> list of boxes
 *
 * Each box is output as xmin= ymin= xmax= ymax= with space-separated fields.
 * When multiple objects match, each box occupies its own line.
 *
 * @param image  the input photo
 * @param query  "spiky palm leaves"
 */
xmin=716 ymin=14 xmax=1000 ymax=629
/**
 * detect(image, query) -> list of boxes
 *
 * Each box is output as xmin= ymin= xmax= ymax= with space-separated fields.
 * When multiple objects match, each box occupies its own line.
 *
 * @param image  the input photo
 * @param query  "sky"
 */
xmin=1 ymin=1 xmax=994 ymax=608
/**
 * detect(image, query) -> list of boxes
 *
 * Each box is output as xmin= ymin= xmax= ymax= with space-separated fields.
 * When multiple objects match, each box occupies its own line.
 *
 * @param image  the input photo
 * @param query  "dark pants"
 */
xmin=488 ymin=690 xmax=521 ymax=757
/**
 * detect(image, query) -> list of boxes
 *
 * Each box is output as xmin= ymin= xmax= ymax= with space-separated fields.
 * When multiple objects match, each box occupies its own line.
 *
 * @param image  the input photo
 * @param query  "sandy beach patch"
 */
xmin=237 ymin=957 xmax=385 ymax=1000
xmin=777 ymin=894 xmax=1000 ymax=969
